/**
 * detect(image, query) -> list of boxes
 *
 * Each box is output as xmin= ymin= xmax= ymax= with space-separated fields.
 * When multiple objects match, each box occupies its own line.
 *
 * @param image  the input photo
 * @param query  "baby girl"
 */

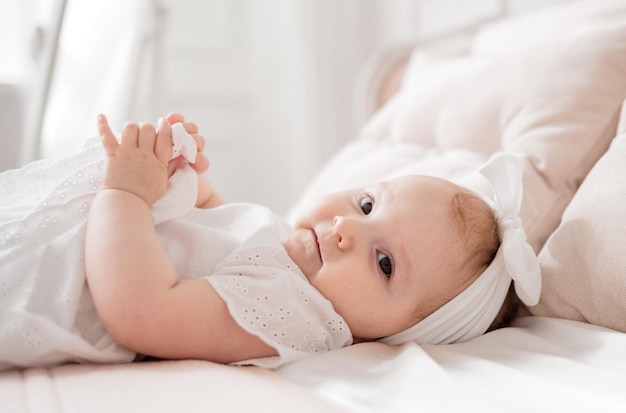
xmin=0 ymin=113 xmax=540 ymax=370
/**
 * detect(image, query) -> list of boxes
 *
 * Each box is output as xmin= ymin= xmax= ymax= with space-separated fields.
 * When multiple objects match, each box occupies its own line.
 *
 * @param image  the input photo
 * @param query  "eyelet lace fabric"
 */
xmin=208 ymin=246 xmax=352 ymax=368
xmin=159 ymin=203 xmax=353 ymax=368
xmin=1 ymin=138 xmax=351 ymax=369
xmin=0 ymin=139 xmax=135 ymax=370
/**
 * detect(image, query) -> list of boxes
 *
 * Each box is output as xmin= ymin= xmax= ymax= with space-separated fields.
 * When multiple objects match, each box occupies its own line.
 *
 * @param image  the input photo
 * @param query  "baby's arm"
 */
xmin=196 ymin=174 xmax=227 ymax=209
xmin=164 ymin=113 xmax=225 ymax=209
xmin=85 ymin=115 xmax=276 ymax=363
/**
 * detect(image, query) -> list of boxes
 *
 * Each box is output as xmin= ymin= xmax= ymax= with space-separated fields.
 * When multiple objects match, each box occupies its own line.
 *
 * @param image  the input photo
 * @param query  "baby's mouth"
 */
xmin=311 ymin=228 xmax=322 ymax=263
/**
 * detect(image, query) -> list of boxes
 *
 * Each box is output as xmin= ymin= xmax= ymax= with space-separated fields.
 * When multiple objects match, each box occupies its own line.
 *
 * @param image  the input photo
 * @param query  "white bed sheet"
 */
xmin=279 ymin=316 xmax=626 ymax=412
xmin=0 ymin=360 xmax=348 ymax=413
xmin=1 ymin=317 xmax=624 ymax=412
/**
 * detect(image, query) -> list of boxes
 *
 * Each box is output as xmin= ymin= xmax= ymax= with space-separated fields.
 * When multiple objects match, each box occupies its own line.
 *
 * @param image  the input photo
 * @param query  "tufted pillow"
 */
xmin=528 ymin=131 xmax=626 ymax=332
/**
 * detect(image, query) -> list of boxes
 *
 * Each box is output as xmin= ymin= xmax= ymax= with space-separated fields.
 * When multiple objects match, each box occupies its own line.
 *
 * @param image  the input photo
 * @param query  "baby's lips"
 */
xmin=312 ymin=229 xmax=322 ymax=263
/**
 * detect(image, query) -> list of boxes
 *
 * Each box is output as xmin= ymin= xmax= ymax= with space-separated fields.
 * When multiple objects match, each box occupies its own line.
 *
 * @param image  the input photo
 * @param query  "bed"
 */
xmin=2 ymin=1 xmax=626 ymax=411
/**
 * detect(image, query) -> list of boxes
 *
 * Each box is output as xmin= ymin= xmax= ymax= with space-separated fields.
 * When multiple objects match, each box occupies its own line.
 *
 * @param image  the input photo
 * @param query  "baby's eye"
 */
xmin=378 ymin=252 xmax=393 ymax=277
xmin=360 ymin=196 xmax=373 ymax=215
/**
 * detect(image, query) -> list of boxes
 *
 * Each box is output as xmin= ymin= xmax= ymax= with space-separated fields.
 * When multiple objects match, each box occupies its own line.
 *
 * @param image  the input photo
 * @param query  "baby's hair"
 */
xmin=451 ymin=191 xmax=499 ymax=270
xmin=450 ymin=191 xmax=520 ymax=331
xmin=405 ymin=188 xmax=521 ymax=333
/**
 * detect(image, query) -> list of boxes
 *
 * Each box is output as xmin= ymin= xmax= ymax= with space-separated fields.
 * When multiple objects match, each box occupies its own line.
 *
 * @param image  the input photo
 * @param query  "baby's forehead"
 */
xmin=388 ymin=175 xmax=491 ymax=227
xmin=385 ymin=174 xmax=465 ymax=194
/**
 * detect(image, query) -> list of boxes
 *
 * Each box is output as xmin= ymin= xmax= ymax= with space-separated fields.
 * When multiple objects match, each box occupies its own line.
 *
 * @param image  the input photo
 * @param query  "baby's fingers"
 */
xmin=191 ymin=152 xmax=210 ymax=175
xmin=191 ymin=133 xmax=205 ymax=152
xmin=183 ymin=122 xmax=199 ymax=135
xmin=120 ymin=122 xmax=140 ymax=149
xmin=164 ymin=113 xmax=199 ymax=135
xmin=165 ymin=112 xmax=185 ymax=125
xmin=97 ymin=114 xmax=119 ymax=156
xmin=155 ymin=118 xmax=173 ymax=165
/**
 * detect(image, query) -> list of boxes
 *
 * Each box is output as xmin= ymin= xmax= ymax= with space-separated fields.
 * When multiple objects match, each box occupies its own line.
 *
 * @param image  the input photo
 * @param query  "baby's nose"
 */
xmin=333 ymin=216 xmax=354 ymax=250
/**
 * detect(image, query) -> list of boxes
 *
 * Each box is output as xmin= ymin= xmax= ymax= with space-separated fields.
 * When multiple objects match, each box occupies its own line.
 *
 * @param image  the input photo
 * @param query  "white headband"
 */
xmin=380 ymin=154 xmax=541 ymax=346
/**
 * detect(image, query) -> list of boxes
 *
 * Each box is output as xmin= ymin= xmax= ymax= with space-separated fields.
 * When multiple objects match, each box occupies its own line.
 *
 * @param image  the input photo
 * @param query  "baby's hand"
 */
xmin=164 ymin=112 xmax=223 ymax=208
xmin=165 ymin=113 xmax=210 ymax=176
xmin=97 ymin=114 xmax=173 ymax=206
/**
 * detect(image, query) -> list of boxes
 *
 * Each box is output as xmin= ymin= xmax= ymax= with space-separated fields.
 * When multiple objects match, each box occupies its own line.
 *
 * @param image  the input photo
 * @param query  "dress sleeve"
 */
xmin=206 ymin=247 xmax=352 ymax=368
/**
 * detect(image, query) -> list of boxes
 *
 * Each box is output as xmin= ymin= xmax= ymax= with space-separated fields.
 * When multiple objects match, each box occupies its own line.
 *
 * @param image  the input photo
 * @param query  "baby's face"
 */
xmin=284 ymin=175 xmax=472 ymax=340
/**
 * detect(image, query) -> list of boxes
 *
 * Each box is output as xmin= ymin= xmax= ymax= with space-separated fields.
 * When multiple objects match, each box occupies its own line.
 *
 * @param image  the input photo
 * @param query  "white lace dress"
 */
xmin=0 ymin=139 xmax=351 ymax=370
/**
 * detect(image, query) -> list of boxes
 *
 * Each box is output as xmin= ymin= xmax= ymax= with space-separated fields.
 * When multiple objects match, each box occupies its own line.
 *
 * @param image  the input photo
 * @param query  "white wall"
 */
xmin=0 ymin=0 xmax=62 ymax=171
xmin=159 ymin=0 xmax=319 ymax=214
xmin=1 ymin=0 xmax=573 ymax=210
xmin=158 ymin=0 xmax=576 ymax=214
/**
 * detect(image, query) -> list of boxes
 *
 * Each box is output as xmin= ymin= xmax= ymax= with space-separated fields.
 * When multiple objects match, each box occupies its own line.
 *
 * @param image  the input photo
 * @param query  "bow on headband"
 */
xmin=481 ymin=154 xmax=541 ymax=306
xmin=380 ymin=153 xmax=541 ymax=346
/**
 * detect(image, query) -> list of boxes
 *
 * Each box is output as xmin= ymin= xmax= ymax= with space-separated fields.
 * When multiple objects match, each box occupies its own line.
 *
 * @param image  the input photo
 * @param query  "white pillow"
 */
xmin=290 ymin=3 xmax=626 ymax=255
xmin=286 ymin=137 xmax=488 ymax=222
xmin=472 ymin=0 xmax=626 ymax=54
xmin=529 ymin=132 xmax=626 ymax=333
xmin=391 ymin=33 xmax=626 ymax=249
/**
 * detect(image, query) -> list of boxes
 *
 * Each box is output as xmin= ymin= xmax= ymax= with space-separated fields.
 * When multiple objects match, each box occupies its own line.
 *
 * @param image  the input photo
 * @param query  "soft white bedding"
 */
xmin=2 ymin=317 xmax=625 ymax=413
xmin=279 ymin=316 xmax=626 ymax=413
xmin=2 ymin=1 xmax=626 ymax=412
xmin=0 ymin=360 xmax=347 ymax=413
